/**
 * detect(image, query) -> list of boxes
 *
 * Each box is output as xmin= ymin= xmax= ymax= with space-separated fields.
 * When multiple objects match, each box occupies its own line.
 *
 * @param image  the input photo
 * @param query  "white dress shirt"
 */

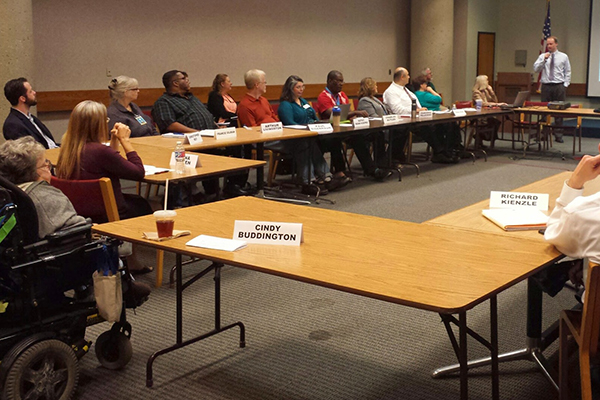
xmin=533 ymin=50 xmax=571 ymax=87
xmin=382 ymin=82 xmax=421 ymax=115
xmin=545 ymin=181 xmax=600 ymax=263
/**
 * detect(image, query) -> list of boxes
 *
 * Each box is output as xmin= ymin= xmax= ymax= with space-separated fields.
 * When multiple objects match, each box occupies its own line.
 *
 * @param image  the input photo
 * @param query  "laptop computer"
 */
xmin=500 ymin=91 xmax=529 ymax=109
xmin=328 ymin=103 xmax=351 ymax=122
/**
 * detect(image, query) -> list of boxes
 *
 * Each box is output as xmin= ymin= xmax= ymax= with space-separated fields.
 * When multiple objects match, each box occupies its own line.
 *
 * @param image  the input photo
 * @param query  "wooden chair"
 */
xmin=542 ymin=104 xmax=583 ymax=156
xmin=51 ymin=177 xmax=165 ymax=288
xmin=559 ymin=262 xmax=600 ymax=400
xmin=512 ymin=101 xmax=549 ymax=152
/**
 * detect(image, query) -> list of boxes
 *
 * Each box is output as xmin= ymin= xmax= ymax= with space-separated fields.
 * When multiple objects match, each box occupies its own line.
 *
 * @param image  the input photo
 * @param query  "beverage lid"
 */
xmin=154 ymin=210 xmax=177 ymax=218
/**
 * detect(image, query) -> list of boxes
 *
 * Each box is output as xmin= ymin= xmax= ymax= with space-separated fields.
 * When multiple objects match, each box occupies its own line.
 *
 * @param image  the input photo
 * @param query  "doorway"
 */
xmin=477 ymin=32 xmax=496 ymax=87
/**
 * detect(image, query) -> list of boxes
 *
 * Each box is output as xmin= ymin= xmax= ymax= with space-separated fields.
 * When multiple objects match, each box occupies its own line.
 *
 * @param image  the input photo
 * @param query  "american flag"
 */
xmin=537 ymin=1 xmax=551 ymax=91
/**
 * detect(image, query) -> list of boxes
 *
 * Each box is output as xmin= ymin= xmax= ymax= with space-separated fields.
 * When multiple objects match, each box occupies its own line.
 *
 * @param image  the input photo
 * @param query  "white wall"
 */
xmin=32 ymin=0 xmax=409 ymax=91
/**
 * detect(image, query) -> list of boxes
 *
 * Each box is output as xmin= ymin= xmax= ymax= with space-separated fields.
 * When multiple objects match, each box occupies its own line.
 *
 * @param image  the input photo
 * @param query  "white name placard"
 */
xmin=352 ymin=117 xmax=370 ymax=129
xmin=382 ymin=114 xmax=400 ymax=125
xmin=169 ymin=153 xmax=201 ymax=168
xmin=215 ymin=127 xmax=237 ymax=140
xmin=184 ymin=132 xmax=203 ymax=145
xmin=418 ymin=110 xmax=433 ymax=119
xmin=453 ymin=109 xmax=467 ymax=117
xmin=233 ymin=220 xmax=303 ymax=246
xmin=308 ymin=123 xmax=333 ymax=134
xmin=199 ymin=129 xmax=216 ymax=137
xmin=261 ymin=122 xmax=283 ymax=134
xmin=489 ymin=191 xmax=549 ymax=211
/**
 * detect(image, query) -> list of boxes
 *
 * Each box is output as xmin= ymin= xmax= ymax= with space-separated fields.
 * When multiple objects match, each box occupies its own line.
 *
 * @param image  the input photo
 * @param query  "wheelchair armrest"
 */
xmin=44 ymin=219 xmax=93 ymax=243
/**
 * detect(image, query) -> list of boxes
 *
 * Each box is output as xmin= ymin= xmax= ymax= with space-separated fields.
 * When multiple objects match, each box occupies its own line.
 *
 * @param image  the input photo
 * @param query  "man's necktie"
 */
xmin=548 ymin=53 xmax=555 ymax=81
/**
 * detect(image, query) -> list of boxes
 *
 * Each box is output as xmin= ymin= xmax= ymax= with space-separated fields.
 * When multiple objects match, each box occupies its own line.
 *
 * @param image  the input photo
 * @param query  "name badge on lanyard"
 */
xmin=134 ymin=114 xmax=147 ymax=125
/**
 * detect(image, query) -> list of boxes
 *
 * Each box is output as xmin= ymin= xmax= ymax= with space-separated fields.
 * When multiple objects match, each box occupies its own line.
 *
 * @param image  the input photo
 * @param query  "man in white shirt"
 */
xmin=533 ymin=36 xmax=571 ymax=142
xmin=3 ymin=78 xmax=58 ymax=149
xmin=383 ymin=67 xmax=458 ymax=163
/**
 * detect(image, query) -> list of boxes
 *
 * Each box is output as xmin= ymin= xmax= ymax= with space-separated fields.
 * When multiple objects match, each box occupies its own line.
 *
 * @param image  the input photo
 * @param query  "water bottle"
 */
xmin=411 ymin=99 xmax=417 ymax=119
xmin=331 ymin=106 xmax=341 ymax=127
xmin=174 ymin=141 xmax=185 ymax=175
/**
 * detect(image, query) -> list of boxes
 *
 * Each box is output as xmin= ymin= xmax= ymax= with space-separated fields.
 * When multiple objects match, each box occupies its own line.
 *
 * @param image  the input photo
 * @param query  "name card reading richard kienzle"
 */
xmin=308 ymin=123 xmax=333 ymax=134
xmin=352 ymin=117 xmax=370 ymax=129
xmin=261 ymin=122 xmax=283 ymax=134
xmin=233 ymin=220 xmax=303 ymax=246
xmin=382 ymin=114 xmax=400 ymax=125
xmin=489 ymin=191 xmax=549 ymax=210
xmin=215 ymin=127 xmax=237 ymax=140
xmin=184 ymin=132 xmax=203 ymax=145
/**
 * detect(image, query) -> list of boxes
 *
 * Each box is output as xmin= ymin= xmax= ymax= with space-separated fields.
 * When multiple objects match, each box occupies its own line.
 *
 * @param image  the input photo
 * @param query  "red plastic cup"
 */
xmin=153 ymin=210 xmax=177 ymax=238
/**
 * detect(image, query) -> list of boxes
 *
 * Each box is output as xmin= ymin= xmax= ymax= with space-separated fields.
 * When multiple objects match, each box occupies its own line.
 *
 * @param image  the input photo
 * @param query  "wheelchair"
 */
xmin=0 ymin=176 xmax=142 ymax=400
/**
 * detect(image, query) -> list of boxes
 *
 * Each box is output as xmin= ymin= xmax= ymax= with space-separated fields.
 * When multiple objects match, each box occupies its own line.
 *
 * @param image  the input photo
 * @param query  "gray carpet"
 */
xmin=76 ymin=137 xmax=594 ymax=399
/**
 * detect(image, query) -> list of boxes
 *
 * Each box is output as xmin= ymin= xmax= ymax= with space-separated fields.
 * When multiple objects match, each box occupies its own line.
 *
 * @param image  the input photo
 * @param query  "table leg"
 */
xmin=433 ymin=278 xmax=559 ymax=392
xmin=145 ymin=257 xmax=246 ymax=388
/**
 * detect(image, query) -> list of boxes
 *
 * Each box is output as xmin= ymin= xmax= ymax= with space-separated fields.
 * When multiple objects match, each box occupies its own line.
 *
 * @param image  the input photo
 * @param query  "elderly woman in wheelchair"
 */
xmin=0 ymin=137 xmax=148 ymax=399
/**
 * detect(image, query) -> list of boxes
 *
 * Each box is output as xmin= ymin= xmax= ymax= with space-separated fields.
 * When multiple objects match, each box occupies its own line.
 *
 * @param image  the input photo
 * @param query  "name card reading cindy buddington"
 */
xmin=261 ymin=122 xmax=283 ymax=134
xmin=489 ymin=191 xmax=549 ymax=211
xmin=233 ymin=220 xmax=303 ymax=246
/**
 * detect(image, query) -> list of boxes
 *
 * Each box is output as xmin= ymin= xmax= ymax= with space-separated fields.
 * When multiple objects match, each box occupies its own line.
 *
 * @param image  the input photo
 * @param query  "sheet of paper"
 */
xmin=161 ymin=133 xmax=185 ymax=138
xmin=186 ymin=234 xmax=247 ymax=252
xmin=283 ymin=125 xmax=308 ymax=129
xmin=144 ymin=165 xmax=171 ymax=175
xmin=339 ymin=123 xmax=353 ymax=127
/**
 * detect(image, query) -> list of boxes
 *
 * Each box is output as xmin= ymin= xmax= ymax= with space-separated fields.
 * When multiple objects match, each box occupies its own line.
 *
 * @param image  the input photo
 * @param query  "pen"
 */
xmin=154 ymin=170 xmax=170 ymax=175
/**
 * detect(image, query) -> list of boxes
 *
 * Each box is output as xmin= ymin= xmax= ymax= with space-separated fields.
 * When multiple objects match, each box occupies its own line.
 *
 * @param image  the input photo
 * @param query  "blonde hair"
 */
xmin=472 ymin=75 xmax=489 ymax=92
xmin=56 ymin=100 xmax=109 ymax=179
xmin=108 ymin=75 xmax=139 ymax=101
xmin=358 ymin=77 xmax=377 ymax=99
xmin=244 ymin=69 xmax=265 ymax=89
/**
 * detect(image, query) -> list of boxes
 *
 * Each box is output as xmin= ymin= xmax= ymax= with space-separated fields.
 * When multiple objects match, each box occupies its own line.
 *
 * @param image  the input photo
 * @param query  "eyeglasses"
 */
xmin=37 ymin=159 xmax=53 ymax=170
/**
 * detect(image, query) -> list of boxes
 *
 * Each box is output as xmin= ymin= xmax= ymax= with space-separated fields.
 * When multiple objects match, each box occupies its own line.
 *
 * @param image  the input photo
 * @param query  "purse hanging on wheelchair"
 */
xmin=92 ymin=244 xmax=122 ymax=322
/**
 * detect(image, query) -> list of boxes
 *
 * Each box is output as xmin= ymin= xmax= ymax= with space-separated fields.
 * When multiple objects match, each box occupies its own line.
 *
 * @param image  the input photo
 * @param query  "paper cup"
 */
xmin=154 ymin=210 xmax=177 ymax=238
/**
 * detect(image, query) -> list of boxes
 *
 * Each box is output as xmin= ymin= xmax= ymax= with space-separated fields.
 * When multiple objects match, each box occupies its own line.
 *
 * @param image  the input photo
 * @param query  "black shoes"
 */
xmin=555 ymin=137 xmax=564 ymax=143
xmin=431 ymin=153 xmax=459 ymax=164
xmin=223 ymin=183 xmax=255 ymax=198
xmin=371 ymin=168 xmax=392 ymax=181
xmin=326 ymin=175 xmax=351 ymax=191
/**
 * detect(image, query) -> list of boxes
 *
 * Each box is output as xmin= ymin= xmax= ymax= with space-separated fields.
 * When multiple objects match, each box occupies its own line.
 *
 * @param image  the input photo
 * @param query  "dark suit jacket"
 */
xmin=2 ymin=108 xmax=57 ymax=148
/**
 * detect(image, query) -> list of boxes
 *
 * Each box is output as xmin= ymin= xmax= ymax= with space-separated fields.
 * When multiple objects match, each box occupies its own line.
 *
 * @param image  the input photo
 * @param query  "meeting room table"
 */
xmin=92 ymin=195 xmax=563 ymax=399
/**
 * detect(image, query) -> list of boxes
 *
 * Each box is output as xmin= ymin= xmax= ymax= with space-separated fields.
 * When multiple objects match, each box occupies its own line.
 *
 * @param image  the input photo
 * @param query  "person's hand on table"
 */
xmin=349 ymin=110 xmax=369 ymax=119
xmin=568 ymin=145 xmax=600 ymax=189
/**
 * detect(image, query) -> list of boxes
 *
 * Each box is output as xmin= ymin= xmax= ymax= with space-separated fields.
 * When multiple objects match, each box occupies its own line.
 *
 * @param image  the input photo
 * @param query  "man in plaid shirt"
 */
xmin=152 ymin=70 xmax=216 ymax=133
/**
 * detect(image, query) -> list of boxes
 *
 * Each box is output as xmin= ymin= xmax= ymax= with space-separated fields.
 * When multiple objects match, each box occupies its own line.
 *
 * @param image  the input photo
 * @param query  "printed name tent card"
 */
xmin=308 ymin=123 xmax=333 ymax=134
xmin=482 ymin=191 xmax=550 ymax=231
xmin=489 ymin=191 xmax=549 ymax=210
xmin=183 ymin=132 xmax=203 ymax=145
xmin=261 ymin=122 xmax=283 ymax=134
xmin=214 ymin=127 xmax=237 ymax=140
xmin=233 ymin=220 xmax=303 ymax=246
xmin=169 ymin=153 xmax=201 ymax=168
xmin=382 ymin=114 xmax=400 ymax=125
xmin=352 ymin=117 xmax=370 ymax=129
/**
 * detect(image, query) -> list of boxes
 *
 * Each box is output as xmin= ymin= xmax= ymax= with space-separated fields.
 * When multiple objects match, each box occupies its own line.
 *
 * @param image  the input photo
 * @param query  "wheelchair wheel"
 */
xmin=2 ymin=339 xmax=79 ymax=400
xmin=94 ymin=330 xmax=132 ymax=370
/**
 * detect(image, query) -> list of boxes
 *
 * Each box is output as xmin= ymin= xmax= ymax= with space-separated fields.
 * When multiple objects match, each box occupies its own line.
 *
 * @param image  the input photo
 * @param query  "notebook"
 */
xmin=500 ymin=91 xmax=529 ymax=109
xmin=482 ymin=208 xmax=548 ymax=231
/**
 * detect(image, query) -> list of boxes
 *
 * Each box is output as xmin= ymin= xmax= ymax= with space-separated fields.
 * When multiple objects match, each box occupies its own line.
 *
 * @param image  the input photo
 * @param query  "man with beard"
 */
xmin=3 ymin=78 xmax=58 ymax=148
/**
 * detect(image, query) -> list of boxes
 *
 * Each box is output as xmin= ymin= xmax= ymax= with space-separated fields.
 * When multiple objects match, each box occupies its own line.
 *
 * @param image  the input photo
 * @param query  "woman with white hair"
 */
xmin=0 ymin=136 xmax=86 ymax=238
xmin=107 ymin=75 xmax=158 ymax=137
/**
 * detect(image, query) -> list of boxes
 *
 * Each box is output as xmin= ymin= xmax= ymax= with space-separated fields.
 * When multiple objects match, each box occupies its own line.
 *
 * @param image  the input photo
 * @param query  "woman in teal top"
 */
xmin=413 ymin=74 xmax=442 ymax=111
xmin=277 ymin=75 xmax=332 ymax=196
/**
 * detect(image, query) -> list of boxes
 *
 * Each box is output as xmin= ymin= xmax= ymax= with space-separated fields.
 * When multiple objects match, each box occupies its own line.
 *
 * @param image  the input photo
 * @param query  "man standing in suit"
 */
xmin=3 ymin=78 xmax=58 ymax=148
